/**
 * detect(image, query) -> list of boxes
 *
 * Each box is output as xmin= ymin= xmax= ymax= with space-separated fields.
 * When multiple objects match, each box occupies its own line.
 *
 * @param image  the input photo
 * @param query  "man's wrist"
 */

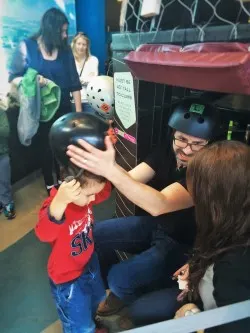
xmin=105 ymin=163 xmax=121 ymax=182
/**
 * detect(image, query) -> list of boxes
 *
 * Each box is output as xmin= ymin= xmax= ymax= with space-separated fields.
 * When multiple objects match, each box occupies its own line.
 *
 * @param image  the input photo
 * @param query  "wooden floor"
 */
xmin=0 ymin=176 xmax=47 ymax=252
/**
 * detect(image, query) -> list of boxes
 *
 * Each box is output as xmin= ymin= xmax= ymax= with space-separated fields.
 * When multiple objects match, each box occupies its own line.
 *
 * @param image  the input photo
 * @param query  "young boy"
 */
xmin=35 ymin=112 xmax=113 ymax=333
xmin=36 ymin=166 xmax=111 ymax=333
xmin=0 ymin=105 xmax=16 ymax=219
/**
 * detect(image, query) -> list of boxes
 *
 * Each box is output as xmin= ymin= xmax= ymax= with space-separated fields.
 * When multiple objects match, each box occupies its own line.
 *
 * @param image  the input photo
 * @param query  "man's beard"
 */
xmin=175 ymin=149 xmax=193 ymax=169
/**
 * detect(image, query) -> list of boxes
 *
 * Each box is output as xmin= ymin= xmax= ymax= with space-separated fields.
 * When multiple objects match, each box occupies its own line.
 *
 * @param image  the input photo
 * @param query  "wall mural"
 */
xmin=0 ymin=0 xmax=76 ymax=95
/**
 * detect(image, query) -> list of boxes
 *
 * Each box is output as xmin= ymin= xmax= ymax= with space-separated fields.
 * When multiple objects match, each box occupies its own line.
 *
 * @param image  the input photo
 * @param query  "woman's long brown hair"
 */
xmin=186 ymin=140 xmax=250 ymax=300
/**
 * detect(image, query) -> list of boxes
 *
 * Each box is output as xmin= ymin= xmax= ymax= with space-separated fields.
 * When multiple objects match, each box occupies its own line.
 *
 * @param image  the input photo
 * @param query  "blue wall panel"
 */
xmin=75 ymin=0 xmax=106 ymax=74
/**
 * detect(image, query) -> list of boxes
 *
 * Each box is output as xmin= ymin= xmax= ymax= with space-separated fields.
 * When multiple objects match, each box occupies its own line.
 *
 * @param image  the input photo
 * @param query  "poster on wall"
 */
xmin=114 ymin=72 xmax=136 ymax=130
xmin=0 ymin=0 xmax=76 ymax=95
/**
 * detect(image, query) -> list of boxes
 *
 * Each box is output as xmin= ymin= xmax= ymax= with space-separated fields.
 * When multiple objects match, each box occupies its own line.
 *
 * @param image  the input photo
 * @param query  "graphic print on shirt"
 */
xmin=70 ymin=207 xmax=94 ymax=257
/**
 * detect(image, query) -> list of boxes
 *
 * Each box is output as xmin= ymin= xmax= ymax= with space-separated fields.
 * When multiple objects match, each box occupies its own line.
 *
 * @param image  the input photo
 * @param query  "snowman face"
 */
xmin=86 ymin=76 xmax=115 ymax=120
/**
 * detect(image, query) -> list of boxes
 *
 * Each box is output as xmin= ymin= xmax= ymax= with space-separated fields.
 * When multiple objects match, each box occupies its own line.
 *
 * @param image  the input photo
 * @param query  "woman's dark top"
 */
xmin=201 ymin=247 xmax=250 ymax=333
xmin=9 ymin=38 xmax=81 ymax=105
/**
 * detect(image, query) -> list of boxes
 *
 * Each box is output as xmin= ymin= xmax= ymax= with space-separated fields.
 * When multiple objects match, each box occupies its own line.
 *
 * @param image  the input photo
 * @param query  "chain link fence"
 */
xmin=119 ymin=0 xmax=250 ymax=49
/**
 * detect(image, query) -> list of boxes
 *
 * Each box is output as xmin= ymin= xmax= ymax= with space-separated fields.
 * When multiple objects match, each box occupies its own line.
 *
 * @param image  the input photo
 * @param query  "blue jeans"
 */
xmin=50 ymin=252 xmax=106 ymax=333
xmin=93 ymin=216 xmax=188 ymax=303
xmin=0 ymin=154 xmax=13 ymax=206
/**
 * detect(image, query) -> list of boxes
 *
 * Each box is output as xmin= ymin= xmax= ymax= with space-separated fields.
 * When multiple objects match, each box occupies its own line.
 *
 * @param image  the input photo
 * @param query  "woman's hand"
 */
xmin=80 ymin=72 xmax=95 ymax=86
xmin=80 ymin=78 xmax=86 ymax=86
xmin=173 ymin=264 xmax=190 ymax=301
xmin=173 ymin=263 xmax=189 ymax=281
xmin=66 ymin=136 xmax=116 ymax=179
xmin=38 ymin=75 xmax=48 ymax=87
xmin=173 ymin=263 xmax=189 ymax=292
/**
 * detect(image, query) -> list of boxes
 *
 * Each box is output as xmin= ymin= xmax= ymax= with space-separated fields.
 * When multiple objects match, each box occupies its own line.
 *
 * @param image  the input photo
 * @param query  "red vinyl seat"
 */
xmin=125 ymin=43 xmax=250 ymax=95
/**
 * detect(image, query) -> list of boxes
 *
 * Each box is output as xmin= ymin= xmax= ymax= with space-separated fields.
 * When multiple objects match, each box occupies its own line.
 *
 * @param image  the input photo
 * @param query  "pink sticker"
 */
xmin=114 ymin=128 xmax=136 ymax=144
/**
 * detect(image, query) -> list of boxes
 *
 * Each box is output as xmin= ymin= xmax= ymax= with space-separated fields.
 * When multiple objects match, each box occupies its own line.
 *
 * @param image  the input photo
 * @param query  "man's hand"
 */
xmin=66 ymin=136 xmax=116 ymax=179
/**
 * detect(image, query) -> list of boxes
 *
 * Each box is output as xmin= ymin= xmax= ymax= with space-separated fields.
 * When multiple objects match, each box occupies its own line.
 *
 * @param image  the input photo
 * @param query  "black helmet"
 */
xmin=49 ymin=112 xmax=109 ymax=170
xmin=168 ymin=98 xmax=223 ymax=140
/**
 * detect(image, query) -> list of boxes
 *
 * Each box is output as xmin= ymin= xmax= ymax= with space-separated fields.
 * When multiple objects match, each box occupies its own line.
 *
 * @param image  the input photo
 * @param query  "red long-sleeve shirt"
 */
xmin=35 ymin=182 xmax=111 ymax=284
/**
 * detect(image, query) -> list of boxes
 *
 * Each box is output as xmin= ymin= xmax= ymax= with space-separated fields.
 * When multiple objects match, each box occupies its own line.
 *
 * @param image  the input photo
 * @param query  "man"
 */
xmin=67 ymin=97 xmax=224 ymax=316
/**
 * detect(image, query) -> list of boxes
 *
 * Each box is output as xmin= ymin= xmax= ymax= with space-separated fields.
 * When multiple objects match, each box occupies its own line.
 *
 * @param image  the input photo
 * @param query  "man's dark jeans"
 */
xmin=93 ymin=215 xmax=188 ymax=303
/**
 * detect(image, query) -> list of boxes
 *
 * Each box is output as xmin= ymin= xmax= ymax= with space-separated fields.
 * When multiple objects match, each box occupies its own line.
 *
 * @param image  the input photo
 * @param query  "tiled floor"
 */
xmin=0 ymin=175 xmax=117 ymax=333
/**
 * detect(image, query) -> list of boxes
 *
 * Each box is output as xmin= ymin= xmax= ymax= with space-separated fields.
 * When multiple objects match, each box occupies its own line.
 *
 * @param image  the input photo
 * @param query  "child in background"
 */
xmin=0 ymin=105 xmax=16 ymax=219
xmin=35 ymin=112 xmax=112 ymax=333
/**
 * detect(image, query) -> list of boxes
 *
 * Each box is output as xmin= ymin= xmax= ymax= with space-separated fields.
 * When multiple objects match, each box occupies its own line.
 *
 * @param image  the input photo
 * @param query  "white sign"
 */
xmin=114 ymin=72 xmax=136 ymax=129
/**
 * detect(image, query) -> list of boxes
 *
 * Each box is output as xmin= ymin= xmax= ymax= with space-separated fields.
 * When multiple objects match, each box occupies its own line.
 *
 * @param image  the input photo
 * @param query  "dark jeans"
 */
xmin=128 ymin=287 xmax=180 ymax=326
xmin=49 ymin=253 xmax=106 ymax=333
xmin=93 ymin=215 xmax=188 ymax=304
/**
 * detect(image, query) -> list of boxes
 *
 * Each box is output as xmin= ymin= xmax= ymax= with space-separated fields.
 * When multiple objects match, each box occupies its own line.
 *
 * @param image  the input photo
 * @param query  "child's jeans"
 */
xmin=0 ymin=154 xmax=13 ymax=206
xmin=50 ymin=252 xmax=106 ymax=333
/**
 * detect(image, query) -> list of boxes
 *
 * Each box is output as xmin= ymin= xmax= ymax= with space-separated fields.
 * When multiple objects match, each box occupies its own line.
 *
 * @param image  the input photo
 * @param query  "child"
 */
xmin=0 ymin=105 xmax=16 ymax=219
xmin=35 ymin=112 xmax=112 ymax=333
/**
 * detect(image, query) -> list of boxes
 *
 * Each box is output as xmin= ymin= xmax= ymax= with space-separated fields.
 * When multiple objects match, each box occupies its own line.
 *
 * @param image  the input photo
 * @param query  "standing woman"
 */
xmin=9 ymin=8 xmax=82 ymax=193
xmin=71 ymin=32 xmax=99 ymax=113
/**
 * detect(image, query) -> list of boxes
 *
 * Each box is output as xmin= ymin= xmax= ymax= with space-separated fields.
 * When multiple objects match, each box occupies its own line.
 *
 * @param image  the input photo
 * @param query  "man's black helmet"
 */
xmin=49 ymin=112 xmax=109 ymax=169
xmin=168 ymin=98 xmax=223 ymax=140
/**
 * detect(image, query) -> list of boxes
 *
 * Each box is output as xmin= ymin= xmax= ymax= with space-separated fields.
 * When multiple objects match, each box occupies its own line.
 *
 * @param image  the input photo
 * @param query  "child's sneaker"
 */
xmin=3 ymin=202 xmax=16 ymax=220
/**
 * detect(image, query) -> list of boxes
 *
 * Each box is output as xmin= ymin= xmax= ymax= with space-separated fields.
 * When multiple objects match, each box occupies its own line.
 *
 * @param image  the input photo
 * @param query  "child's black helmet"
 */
xmin=49 ymin=112 xmax=109 ymax=169
xmin=168 ymin=98 xmax=223 ymax=140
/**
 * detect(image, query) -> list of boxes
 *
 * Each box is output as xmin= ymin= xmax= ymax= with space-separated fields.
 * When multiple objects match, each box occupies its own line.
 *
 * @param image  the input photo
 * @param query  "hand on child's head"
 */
xmin=57 ymin=178 xmax=81 ymax=205
xmin=63 ymin=178 xmax=77 ymax=186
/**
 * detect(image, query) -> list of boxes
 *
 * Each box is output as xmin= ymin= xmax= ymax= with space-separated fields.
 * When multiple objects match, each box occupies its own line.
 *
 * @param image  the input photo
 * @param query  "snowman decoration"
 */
xmin=86 ymin=76 xmax=114 ymax=120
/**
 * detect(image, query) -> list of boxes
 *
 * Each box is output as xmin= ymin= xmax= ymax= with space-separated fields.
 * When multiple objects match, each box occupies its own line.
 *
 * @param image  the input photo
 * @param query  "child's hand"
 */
xmin=56 ymin=179 xmax=81 ymax=205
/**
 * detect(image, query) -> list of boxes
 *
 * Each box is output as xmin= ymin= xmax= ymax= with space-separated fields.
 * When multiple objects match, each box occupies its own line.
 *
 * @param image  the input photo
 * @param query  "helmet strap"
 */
xmin=64 ymin=168 xmax=84 ymax=183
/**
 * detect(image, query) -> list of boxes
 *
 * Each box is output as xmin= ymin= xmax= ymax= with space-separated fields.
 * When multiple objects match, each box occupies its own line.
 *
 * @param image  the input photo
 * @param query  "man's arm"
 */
xmin=107 ymin=163 xmax=192 ymax=215
xmin=67 ymin=137 xmax=193 ymax=216
xmin=128 ymin=162 xmax=155 ymax=183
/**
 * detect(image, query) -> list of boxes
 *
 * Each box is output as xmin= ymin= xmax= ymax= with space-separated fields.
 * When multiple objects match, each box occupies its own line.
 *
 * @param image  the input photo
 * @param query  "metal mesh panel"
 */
xmin=120 ymin=0 xmax=250 ymax=46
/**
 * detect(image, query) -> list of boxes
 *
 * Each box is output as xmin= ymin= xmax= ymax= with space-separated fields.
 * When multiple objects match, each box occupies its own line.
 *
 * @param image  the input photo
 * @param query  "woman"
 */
xmin=184 ymin=140 xmax=250 ymax=332
xmin=71 ymin=32 xmax=99 ymax=113
xmin=120 ymin=140 xmax=250 ymax=332
xmin=9 ymin=8 xmax=82 ymax=193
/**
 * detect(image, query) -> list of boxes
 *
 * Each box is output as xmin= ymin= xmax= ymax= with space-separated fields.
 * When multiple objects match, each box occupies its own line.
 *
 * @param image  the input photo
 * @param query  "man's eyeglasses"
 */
xmin=174 ymin=137 xmax=208 ymax=152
